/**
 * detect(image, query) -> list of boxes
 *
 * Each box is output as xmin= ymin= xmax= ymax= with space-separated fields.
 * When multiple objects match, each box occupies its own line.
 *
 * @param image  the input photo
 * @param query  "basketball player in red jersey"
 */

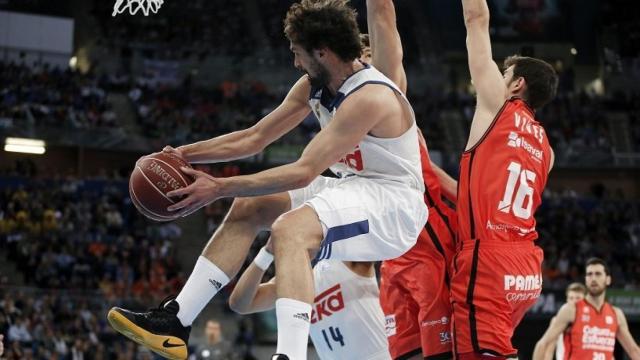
xmin=533 ymin=258 xmax=640 ymax=360
xmin=366 ymin=1 xmax=457 ymax=359
xmin=452 ymin=0 xmax=559 ymax=358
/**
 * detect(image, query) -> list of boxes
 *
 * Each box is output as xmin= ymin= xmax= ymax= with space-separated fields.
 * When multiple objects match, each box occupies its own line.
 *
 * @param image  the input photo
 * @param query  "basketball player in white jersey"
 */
xmin=107 ymin=1 xmax=426 ymax=359
xmin=229 ymin=239 xmax=390 ymax=360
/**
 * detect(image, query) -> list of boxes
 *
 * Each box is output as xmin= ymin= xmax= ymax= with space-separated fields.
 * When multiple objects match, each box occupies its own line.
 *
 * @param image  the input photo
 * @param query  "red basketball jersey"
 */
xmin=458 ymin=97 xmax=552 ymax=243
xmin=564 ymin=299 xmax=618 ymax=360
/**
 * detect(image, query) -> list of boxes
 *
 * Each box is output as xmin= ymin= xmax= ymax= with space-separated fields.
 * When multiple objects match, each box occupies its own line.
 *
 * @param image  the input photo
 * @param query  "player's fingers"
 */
xmin=166 ymin=185 xmax=191 ymax=199
xmin=180 ymin=167 xmax=203 ymax=177
xmin=167 ymin=197 xmax=192 ymax=212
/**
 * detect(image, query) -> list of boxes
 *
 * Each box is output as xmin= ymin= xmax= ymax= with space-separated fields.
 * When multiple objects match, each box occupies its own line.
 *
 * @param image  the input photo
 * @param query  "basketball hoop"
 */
xmin=112 ymin=0 xmax=164 ymax=16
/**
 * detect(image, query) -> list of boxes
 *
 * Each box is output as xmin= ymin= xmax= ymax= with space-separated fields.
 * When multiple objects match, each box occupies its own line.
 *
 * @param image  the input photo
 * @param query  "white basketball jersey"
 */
xmin=309 ymin=260 xmax=390 ymax=360
xmin=308 ymin=64 xmax=425 ymax=192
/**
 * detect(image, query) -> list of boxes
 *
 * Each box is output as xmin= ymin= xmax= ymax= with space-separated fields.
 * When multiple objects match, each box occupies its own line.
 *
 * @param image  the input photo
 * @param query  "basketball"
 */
xmin=129 ymin=152 xmax=194 ymax=221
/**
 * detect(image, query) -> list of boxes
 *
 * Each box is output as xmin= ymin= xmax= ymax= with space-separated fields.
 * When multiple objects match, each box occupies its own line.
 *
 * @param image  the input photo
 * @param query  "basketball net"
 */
xmin=112 ymin=0 xmax=164 ymax=16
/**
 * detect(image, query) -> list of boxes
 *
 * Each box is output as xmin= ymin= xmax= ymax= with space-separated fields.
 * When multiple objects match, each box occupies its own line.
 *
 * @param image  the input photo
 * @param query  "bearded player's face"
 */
xmin=290 ymin=42 xmax=331 ymax=88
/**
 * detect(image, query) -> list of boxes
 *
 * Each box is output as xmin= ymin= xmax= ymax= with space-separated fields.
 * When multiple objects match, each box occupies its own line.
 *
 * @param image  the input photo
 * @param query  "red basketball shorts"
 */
xmin=450 ymin=239 xmax=543 ymax=359
xmin=380 ymin=208 xmax=456 ymax=359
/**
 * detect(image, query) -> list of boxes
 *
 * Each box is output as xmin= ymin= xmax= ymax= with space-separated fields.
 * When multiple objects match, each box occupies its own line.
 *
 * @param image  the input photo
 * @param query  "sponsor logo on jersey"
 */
xmin=311 ymin=284 xmax=345 ymax=324
xmin=504 ymin=274 xmax=542 ymax=302
xmin=504 ymin=275 xmax=542 ymax=291
xmin=421 ymin=316 xmax=449 ymax=327
xmin=486 ymin=220 xmax=535 ymax=236
xmin=507 ymin=131 xmax=544 ymax=162
xmin=514 ymin=111 xmax=545 ymax=144
xmin=338 ymin=146 xmax=364 ymax=171
xmin=384 ymin=314 xmax=397 ymax=337
xmin=439 ymin=331 xmax=452 ymax=344
xmin=581 ymin=325 xmax=616 ymax=351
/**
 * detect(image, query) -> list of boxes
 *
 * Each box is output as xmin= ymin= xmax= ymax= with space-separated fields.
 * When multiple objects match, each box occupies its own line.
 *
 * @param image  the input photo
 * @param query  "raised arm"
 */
xmin=228 ymin=246 xmax=278 ymax=315
xmin=615 ymin=307 xmax=640 ymax=360
xmin=462 ymin=0 xmax=508 ymax=147
xmin=366 ymin=0 xmax=407 ymax=93
xmin=533 ymin=303 xmax=576 ymax=360
xmin=176 ymin=76 xmax=311 ymax=163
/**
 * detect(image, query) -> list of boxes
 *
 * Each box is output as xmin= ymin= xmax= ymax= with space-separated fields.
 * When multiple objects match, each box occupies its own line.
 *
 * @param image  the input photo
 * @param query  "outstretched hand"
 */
xmin=166 ymin=167 xmax=225 ymax=217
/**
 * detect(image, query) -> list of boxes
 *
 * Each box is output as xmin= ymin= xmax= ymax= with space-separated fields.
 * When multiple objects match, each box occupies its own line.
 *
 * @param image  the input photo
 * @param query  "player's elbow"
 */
xmin=228 ymin=297 xmax=250 ymax=315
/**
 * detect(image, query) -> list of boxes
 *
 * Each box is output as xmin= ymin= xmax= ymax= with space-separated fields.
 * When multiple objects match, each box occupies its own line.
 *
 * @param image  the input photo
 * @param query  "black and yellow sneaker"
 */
xmin=107 ymin=297 xmax=190 ymax=360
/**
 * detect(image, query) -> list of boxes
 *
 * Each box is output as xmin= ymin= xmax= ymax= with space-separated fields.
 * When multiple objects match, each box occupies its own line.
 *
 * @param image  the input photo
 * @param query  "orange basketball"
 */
xmin=129 ymin=152 xmax=193 ymax=221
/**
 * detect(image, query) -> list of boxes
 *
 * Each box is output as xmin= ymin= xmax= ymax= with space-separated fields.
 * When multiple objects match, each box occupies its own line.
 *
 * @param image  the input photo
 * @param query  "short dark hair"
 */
xmin=566 ymin=282 xmax=586 ymax=295
xmin=504 ymin=55 xmax=558 ymax=109
xmin=284 ymin=0 xmax=362 ymax=62
xmin=585 ymin=257 xmax=610 ymax=275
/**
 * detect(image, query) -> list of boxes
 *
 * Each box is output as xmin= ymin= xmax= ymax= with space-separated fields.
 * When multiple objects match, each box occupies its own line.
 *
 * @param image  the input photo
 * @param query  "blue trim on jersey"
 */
xmin=315 ymin=219 xmax=370 ymax=261
xmin=309 ymin=61 xmax=372 ymax=110
xmin=333 ymin=80 xmax=400 ymax=110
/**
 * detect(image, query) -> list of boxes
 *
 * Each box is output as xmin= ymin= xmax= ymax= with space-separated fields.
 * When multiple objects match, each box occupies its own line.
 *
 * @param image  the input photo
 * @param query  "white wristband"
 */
xmin=253 ymin=247 xmax=274 ymax=271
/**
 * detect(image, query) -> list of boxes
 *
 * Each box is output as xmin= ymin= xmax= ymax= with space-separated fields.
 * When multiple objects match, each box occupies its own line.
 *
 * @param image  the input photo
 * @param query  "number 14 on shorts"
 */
xmin=321 ymin=326 xmax=345 ymax=351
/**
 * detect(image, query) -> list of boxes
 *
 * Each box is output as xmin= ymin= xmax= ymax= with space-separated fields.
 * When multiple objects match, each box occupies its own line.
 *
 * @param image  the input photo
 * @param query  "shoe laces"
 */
xmin=148 ymin=295 xmax=177 ymax=314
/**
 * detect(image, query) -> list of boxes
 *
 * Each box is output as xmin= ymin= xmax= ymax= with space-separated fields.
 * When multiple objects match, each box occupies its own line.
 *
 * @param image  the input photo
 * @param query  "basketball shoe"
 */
xmin=107 ymin=296 xmax=190 ymax=360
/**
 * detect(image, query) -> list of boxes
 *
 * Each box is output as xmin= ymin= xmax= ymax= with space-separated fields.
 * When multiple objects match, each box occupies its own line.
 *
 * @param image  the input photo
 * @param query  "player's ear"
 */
xmin=314 ymin=47 xmax=328 ymax=59
xmin=605 ymin=275 xmax=611 ymax=286
xmin=513 ymin=77 xmax=525 ymax=92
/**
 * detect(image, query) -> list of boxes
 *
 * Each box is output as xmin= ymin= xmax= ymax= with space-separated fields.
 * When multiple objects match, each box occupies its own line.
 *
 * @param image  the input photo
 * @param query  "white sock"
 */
xmin=173 ymin=256 xmax=230 ymax=327
xmin=275 ymin=298 xmax=312 ymax=360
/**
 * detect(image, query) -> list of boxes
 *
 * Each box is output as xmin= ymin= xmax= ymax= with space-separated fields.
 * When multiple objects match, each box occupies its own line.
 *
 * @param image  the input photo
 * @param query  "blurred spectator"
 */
xmin=191 ymin=319 xmax=240 ymax=360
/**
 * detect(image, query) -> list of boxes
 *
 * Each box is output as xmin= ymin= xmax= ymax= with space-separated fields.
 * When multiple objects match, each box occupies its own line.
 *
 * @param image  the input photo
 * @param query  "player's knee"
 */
xmin=271 ymin=211 xmax=322 ymax=252
xmin=226 ymin=196 xmax=274 ymax=228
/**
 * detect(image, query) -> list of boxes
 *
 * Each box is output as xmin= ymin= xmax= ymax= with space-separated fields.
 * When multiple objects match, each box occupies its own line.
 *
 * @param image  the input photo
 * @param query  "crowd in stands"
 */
xmin=0 ymin=177 xmax=188 ymax=358
xmin=0 ymin=61 xmax=117 ymax=131
xmin=538 ymin=187 xmax=640 ymax=291
xmin=127 ymin=79 xmax=300 ymax=147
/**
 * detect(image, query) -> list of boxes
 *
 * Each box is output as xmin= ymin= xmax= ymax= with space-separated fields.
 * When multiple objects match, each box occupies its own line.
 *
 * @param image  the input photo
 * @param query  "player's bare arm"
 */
xmin=541 ymin=321 xmax=558 ymax=360
xmin=614 ymin=306 xmax=640 ymax=359
xmin=367 ymin=0 xmax=407 ymax=93
xmin=170 ymin=76 xmax=311 ymax=163
xmin=533 ymin=303 xmax=576 ymax=360
xmin=431 ymin=162 xmax=457 ymax=202
xmin=461 ymin=0 xmax=508 ymax=150
xmin=166 ymin=85 xmax=403 ymax=214
xmin=229 ymin=267 xmax=277 ymax=315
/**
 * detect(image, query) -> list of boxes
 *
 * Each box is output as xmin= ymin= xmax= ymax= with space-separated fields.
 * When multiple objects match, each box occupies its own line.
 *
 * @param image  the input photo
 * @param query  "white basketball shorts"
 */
xmin=289 ymin=175 xmax=428 ymax=261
